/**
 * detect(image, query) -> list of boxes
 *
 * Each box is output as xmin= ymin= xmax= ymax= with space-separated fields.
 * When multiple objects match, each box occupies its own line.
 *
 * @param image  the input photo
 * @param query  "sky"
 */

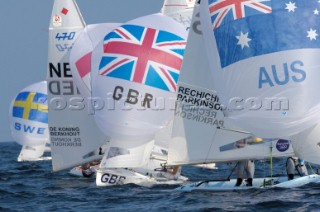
xmin=0 ymin=0 xmax=164 ymax=142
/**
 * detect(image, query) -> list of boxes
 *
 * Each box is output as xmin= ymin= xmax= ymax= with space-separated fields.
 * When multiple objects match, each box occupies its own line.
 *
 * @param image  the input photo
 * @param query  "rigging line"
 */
xmin=269 ymin=144 xmax=273 ymax=185
xmin=204 ymin=125 xmax=219 ymax=164
xmin=308 ymin=162 xmax=316 ymax=175
xmin=226 ymin=162 xmax=238 ymax=180
xmin=217 ymin=126 xmax=252 ymax=135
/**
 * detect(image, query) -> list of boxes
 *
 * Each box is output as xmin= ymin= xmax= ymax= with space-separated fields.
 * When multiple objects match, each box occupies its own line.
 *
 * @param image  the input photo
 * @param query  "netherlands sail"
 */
xmin=47 ymin=0 xmax=108 ymax=171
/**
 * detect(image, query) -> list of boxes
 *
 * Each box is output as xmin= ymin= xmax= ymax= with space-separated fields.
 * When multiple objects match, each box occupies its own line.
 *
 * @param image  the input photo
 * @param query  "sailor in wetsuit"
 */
xmin=235 ymin=160 xmax=255 ymax=187
xmin=286 ymin=157 xmax=308 ymax=180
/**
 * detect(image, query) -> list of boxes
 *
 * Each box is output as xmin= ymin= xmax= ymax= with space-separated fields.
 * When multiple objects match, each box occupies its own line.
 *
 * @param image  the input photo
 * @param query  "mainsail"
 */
xmin=167 ymin=3 xmax=294 ymax=166
xmin=199 ymin=0 xmax=320 ymax=138
xmin=290 ymin=124 xmax=320 ymax=165
xmin=161 ymin=0 xmax=196 ymax=14
xmin=47 ymin=0 xmax=108 ymax=171
xmin=161 ymin=0 xmax=196 ymax=29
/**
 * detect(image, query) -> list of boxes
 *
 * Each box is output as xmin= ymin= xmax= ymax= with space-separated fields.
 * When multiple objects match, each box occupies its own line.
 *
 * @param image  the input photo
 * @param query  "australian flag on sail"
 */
xmin=99 ymin=24 xmax=186 ymax=92
xmin=12 ymin=92 xmax=48 ymax=124
xmin=207 ymin=0 xmax=320 ymax=68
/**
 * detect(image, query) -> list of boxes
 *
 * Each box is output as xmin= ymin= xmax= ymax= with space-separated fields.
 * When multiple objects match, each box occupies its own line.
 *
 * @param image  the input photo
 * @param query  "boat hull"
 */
xmin=96 ymin=168 xmax=188 ymax=187
xmin=175 ymin=174 xmax=320 ymax=192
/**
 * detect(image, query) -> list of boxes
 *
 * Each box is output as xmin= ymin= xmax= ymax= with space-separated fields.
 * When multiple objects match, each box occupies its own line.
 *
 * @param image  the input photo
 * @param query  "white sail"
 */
xmin=161 ymin=0 xmax=196 ymax=14
xmin=167 ymin=4 xmax=294 ymax=166
xmin=9 ymin=81 xmax=48 ymax=147
xmin=47 ymin=0 xmax=108 ymax=171
xmin=91 ymin=13 xmax=187 ymax=143
xmin=100 ymin=139 xmax=155 ymax=169
xmin=9 ymin=81 xmax=50 ymax=162
xmin=290 ymin=124 xmax=320 ymax=165
xmin=161 ymin=0 xmax=196 ymax=29
xmin=199 ymin=1 xmax=320 ymax=138
xmin=17 ymin=144 xmax=51 ymax=162
xmin=69 ymin=23 xmax=120 ymax=98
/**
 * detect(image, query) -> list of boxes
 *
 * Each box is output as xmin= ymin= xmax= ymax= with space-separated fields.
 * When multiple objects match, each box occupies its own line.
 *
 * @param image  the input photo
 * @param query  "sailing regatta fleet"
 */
xmin=8 ymin=0 xmax=320 ymax=190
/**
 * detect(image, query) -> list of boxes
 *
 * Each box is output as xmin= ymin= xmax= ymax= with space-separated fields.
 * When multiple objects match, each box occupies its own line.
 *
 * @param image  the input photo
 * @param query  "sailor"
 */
xmin=159 ymin=165 xmax=182 ymax=180
xmin=81 ymin=161 xmax=100 ymax=177
xmin=235 ymin=160 xmax=255 ymax=186
xmin=233 ymin=138 xmax=255 ymax=186
xmin=286 ymin=157 xmax=308 ymax=180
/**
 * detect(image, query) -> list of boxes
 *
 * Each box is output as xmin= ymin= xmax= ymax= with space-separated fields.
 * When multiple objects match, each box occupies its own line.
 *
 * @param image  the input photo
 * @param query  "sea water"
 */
xmin=1 ymin=142 xmax=320 ymax=211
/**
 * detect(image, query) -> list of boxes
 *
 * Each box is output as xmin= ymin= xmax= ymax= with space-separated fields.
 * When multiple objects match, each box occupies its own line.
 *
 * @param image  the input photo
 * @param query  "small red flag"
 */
xmin=61 ymin=8 xmax=69 ymax=15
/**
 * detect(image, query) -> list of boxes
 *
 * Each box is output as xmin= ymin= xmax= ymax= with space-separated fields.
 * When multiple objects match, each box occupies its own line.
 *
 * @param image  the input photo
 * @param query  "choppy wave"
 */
xmin=1 ymin=142 xmax=320 ymax=211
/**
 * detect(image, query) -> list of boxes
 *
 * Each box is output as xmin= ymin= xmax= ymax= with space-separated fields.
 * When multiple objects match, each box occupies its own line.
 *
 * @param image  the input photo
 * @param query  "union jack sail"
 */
xmin=208 ymin=0 xmax=272 ymax=29
xmin=99 ymin=24 xmax=186 ymax=92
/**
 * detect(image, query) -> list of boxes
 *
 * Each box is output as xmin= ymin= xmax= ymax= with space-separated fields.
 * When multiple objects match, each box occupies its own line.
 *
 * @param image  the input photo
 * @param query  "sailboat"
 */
xmin=17 ymin=142 xmax=51 ymax=162
xmin=165 ymin=2 xmax=320 ymax=192
xmin=46 ymin=0 xmax=109 ymax=172
xmin=91 ymin=11 xmax=190 ymax=186
xmin=68 ymin=22 xmax=121 ymax=177
xmin=9 ymin=81 xmax=51 ymax=162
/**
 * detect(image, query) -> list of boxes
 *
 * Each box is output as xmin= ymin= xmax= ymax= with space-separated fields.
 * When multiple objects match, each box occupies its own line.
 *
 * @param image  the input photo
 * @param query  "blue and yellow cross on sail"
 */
xmin=9 ymin=81 xmax=49 ymax=147
xmin=13 ymin=91 xmax=48 ymax=124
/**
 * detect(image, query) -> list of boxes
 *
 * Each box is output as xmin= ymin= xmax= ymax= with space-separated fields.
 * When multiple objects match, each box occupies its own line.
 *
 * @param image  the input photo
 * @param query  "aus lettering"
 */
xmin=259 ymin=60 xmax=306 ymax=89
xmin=14 ymin=122 xmax=46 ymax=134
xmin=101 ymin=173 xmax=126 ymax=184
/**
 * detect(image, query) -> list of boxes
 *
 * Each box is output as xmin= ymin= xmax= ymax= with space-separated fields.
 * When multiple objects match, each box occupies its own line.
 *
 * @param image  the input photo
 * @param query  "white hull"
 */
xmin=193 ymin=163 xmax=217 ymax=170
xmin=175 ymin=174 xmax=320 ymax=192
xmin=17 ymin=156 xmax=52 ymax=162
xmin=96 ymin=168 xmax=188 ymax=187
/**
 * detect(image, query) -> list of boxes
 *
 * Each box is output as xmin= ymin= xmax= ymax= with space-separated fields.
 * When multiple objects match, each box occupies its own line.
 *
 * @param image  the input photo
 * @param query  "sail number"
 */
xmin=101 ymin=173 xmax=126 ymax=184
xmin=55 ymin=32 xmax=76 ymax=41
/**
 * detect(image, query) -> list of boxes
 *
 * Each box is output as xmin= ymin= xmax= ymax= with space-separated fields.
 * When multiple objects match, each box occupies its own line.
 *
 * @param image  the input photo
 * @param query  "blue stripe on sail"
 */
xmin=168 ymin=70 xmax=179 ymax=83
xmin=122 ymin=25 xmax=144 ymax=40
xmin=12 ymin=107 xmax=24 ymax=118
xmin=171 ymin=48 xmax=185 ymax=57
xmin=15 ymin=92 xmax=29 ymax=101
xmin=145 ymin=66 xmax=168 ymax=91
xmin=33 ymin=93 xmax=47 ymax=104
xmin=106 ymin=61 xmax=134 ymax=81
xmin=213 ymin=0 xmax=320 ymax=68
xmin=99 ymin=56 xmax=117 ymax=70
xmin=29 ymin=110 xmax=48 ymax=124
xmin=104 ymin=32 xmax=122 ymax=41
xmin=156 ymin=31 xmax=184 ymax=43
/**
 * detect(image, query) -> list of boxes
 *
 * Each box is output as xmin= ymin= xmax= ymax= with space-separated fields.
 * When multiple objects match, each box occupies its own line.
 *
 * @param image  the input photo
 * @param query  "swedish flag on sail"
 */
xmin=12 ymin=91 xmax=48 ymax=124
